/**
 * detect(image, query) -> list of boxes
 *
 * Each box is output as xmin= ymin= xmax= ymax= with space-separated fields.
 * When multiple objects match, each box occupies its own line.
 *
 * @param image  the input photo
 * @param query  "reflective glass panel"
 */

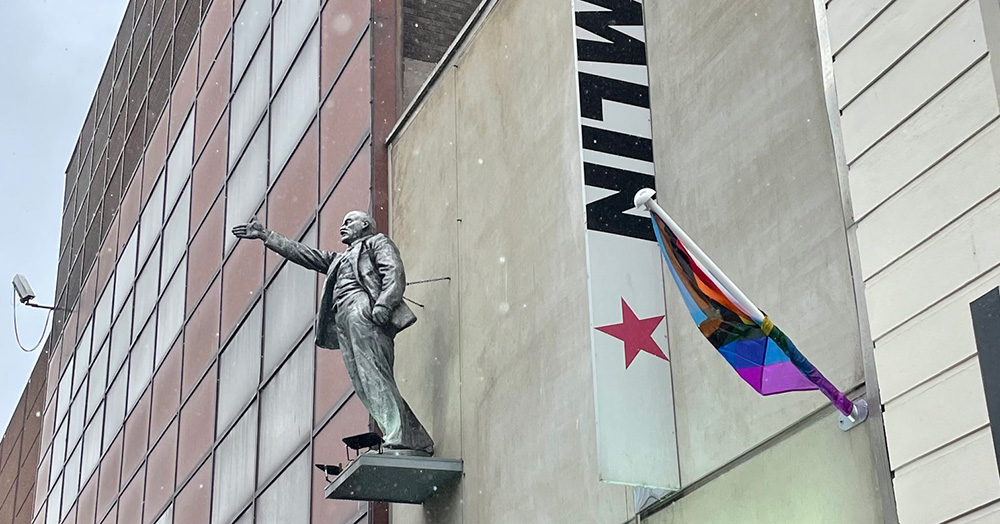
xmin=162 ymin=183 xmax=190 ymax=277
xmin=109 ymin=292 xmax=133 ymax=377
xmin=93 ymin=281 xmax=113 ymax=348
xmin=230 ymin=31 xmax=270 ymax=168
xmin=138 ymin=173 xmax=165 ymax=264
xmin=262 ymin=258 xmax=315 ymax=376
xmin=86 ymin=339 xmax=108 ymax=421
xmin=81 ymin=402 xmax=103 ymax=481
xmin=225 ymin=115 xmax=269 ymax=253
xmin=258 ymin=338 xmax=313 ymax=483
xmin=217 ymin=301 xmax=262 ymax=437
xmin=134 ymin=242 xmax=161 ymax=329
xmin=166 ymin=114 xmax=194 ymax=208
xmin=212 ymin=402 xmax=257 ymax=524
xmin=270 ymin=29 xmax=318 ymax=179
xmin=128 ymin=321 xmax=156 ymax=413
xmin=156 ymin=263 xmax=186 ymax=367
xmin=233 ymin=0 xmax=270 ymax=83
xmin=272 ymin=0 xmax=318 ymax=87
xmin=256 ymin=450 xmax=309 ymax=524
xmin=114 ymin=228 xmax=138 ymax=314
xmin=103 ymin=368 xmax=127 ymax=454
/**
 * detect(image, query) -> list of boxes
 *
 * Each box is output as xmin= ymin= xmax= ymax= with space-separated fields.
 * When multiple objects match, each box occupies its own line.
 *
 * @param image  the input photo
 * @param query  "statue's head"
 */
xmin=340 ymin=210 xmax=376 ymax=244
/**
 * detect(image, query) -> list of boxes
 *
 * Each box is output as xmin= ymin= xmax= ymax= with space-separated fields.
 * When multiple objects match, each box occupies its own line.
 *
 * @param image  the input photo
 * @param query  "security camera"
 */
xmin=12 ymin=274 xmax=36 ymax=305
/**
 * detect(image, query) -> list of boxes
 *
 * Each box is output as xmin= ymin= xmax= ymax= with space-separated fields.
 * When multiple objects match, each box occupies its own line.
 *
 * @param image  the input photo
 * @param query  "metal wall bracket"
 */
xmin=838 ymin=399 xmax=869 ymax=431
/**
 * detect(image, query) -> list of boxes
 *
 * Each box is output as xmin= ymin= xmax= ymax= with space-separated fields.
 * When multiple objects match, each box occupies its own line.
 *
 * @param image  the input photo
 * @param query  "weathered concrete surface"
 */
xmin=644 ymin=0 xmax=867 ymax=485
xmin=643 ymin=413 xmax=883 ymax=524
xmin=389 ymin=0 xmax=627 ymax=522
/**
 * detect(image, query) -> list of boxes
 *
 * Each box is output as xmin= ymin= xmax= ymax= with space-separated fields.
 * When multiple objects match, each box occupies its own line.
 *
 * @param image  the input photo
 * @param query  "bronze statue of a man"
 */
xmin=232 ymin=211 xmax=434 ymax=456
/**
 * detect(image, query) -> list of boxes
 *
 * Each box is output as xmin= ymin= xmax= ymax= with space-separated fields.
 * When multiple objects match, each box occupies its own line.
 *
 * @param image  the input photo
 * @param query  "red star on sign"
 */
xmin=596 ymin=298 xmax=668 ymax=369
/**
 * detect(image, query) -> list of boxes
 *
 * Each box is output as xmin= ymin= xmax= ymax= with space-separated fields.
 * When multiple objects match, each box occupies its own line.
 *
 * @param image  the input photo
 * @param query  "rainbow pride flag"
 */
xmin=644 ymin=196 xmax=853 ymax=415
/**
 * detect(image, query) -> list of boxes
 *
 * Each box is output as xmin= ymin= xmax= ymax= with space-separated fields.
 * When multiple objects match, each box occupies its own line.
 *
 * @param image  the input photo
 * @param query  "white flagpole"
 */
xmin=634 ymin=189 xmax=765 ymax=325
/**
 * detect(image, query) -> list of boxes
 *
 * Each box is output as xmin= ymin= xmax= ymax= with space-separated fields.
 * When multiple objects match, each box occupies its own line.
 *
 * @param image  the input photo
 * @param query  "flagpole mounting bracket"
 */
xmin=837 ymin=399 xmax=869 ymax=431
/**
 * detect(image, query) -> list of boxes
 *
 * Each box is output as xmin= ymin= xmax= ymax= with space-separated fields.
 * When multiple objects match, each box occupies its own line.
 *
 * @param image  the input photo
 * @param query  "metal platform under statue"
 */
xmin=322 ymin=432 xmax=463 ymax=504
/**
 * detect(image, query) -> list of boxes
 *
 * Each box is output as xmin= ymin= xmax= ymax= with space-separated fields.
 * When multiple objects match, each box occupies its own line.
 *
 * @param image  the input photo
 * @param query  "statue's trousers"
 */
xmin=334 ymin=292 xmax=434 ymax=453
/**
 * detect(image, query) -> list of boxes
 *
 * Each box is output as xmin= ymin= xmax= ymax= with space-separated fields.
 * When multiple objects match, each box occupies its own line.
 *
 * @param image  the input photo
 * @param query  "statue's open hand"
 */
xmin=371 ymin=305 xmax=391 ymax=326
xmin=232 ymin=217 xmax=266 ymax=240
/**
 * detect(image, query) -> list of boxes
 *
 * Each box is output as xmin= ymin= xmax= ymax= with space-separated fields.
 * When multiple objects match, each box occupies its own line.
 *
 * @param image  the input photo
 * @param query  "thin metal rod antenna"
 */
xmin=403 ymin=296 xmax=425 ymax=308
xmin=11 ymin=289 xmax=51 ymax=352
xmin=407 ymin=276 xmax=451 ymax=286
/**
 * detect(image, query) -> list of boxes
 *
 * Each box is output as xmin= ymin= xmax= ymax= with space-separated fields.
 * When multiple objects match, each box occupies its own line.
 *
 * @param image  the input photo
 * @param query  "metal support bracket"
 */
xmin=838 ymin=399 xmax=869 ymax=431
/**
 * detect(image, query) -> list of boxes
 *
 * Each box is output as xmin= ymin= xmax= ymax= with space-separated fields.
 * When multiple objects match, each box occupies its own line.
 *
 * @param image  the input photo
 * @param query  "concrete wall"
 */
xmin=389 ymin=0 xmax=888 ymax=521
xmin=827 ymin=0 xmax=1000 ymax=521
xmin=642 ymin=413 xmax=883 ymax=524
xmin=644 ymin=0 xmax=869 ymax=486
xmin=388 ymin=0 xmax=629 ymax=522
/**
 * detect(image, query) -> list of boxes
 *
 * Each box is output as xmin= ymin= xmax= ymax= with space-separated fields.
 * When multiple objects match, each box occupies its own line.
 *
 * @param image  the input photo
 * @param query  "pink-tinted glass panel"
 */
xmin=187 ymin=197 xmax=223 ymax=310
xmin=121 ymin=388 xmax=150 ymax=483
xmin=170 ymin=55 xmax=198 ymax=146
xmin=143 ymin=420 xmax=177 ymax=524
xmin=97 ymin=221 xmax=118 ymax=294
xmin=150 ymin=338 xmax=182 ymax=443
xmin=77 ymin=472 xmax=97 ymax=524
xmin=266 ymin=124 xmax=319 ymax=275
xmin=192 ymin=113 xmax=227 ymax=229
xmin=314 ymin=345 xmax=352 ymax=424
xmin=175 ymin=457 xmax=211 ymax=524
xmin=311 ymin=395 xmax=368 ymax=523
xmin=117 ymin=463 xmax=144 ymax=524
xmin=319 ymin=145 xmax=370 ymax=251
xmin=100 ymin=502 xmax=115 ymax=524
xmin=177 ymin=364 xmax=216 ymax=484
xmin=144 ymin=119 xmax=168 ymax=204
xmin=196 ymin=39 xmax=231 ymax=157
xmin=221 ymin=239 xmax=263 ymax=340
xmin=319 ymin=34 xmax=370 ymax=196
xmin=200 ymin=0 xmax=233 ymax=87
xmin=96 ymin=432 xmax=121 ymax=522
xmin=183 ymin=280 xmax=220 ymax=399
xmin=321 ymin=0 xmax=369 ymax=94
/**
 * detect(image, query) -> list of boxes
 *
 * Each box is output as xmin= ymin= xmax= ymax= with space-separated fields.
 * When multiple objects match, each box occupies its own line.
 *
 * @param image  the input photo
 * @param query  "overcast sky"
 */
xmin=0 ymin=0 xmax=129 ymax=431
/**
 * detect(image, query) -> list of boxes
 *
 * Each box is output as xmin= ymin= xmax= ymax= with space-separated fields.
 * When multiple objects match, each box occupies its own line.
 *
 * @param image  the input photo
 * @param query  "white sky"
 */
xmin=0 ymin=0 xmax=130 ymax=432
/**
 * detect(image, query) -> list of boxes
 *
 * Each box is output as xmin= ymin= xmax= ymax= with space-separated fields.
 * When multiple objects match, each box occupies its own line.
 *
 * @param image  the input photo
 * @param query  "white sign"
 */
xmin=573 ymin=0 xmax=680 ymax=489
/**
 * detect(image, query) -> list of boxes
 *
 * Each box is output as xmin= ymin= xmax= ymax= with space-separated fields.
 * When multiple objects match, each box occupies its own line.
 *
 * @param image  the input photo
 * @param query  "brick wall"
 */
xmin=402 ymin=0 xmax=481 ymax=62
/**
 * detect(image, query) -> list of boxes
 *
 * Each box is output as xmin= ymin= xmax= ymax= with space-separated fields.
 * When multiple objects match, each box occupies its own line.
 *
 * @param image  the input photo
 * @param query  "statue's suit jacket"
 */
xmin=263 ymin=231 xmax=417 ymax=350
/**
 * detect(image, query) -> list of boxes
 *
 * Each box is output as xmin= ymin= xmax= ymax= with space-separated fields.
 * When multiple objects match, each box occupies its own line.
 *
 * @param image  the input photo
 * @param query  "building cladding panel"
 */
xmin=26 ymin=0 xmax=387 ymax=523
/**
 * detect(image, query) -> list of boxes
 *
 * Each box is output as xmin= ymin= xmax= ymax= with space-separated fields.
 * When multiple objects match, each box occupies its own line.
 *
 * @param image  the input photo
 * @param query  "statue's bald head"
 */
xmin=340 ymin=210 xmax=376 ymax=244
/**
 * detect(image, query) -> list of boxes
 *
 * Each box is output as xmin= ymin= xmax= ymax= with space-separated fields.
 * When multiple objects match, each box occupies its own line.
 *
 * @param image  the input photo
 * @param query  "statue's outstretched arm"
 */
xmin=232 ymin=217 xmax=337 ymax=273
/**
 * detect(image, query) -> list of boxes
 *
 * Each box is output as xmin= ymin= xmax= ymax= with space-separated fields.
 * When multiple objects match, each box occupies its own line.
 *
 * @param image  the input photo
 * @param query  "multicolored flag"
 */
xmin=634 ymin=189 xmax=856 ymax=417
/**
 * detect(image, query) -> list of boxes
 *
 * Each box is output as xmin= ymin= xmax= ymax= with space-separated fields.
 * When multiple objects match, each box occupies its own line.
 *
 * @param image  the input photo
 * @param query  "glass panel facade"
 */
xmin=217 ymin=300 xmax=262 ymax=436
xmin=166 ymin=112 xmax=194 ymax=208
xmin=133 ymin=241 xmax=160 ymax=329
xmin=233 ymin=0 xmax=271 ymax=83
xmin=35 ymin=0 xmax=379 ymax=522
xmin=137 ymin=173 xmax=164 ymax=264
xmin=212 ymin=402 xmax=257 ymax=524
xmin=156 ymin=264 xmax=186 ymax=366
xmin=128 ymin=321 xmax=155 ymax=412
xmin=225 ymin=115 xmax=269 ymax=253
xmin=270 ymin=29 xmax=319 ymax=179
xmin=161 ymin=182 xmax=190 ymax=277
xmin=262 ymin=256 xmax=315 ymax=376
xmin=258 ymin=338 xmax=313 ymax=483
xmin=272 ymin=0 xmax=319 ymax=88
xmin=230 ymin=31 xmax=270 ymax=168
xmin=113 ymin=229 xmax=137 ymax=315
xmin=257 ymin=450 xmax=310 ymax=524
